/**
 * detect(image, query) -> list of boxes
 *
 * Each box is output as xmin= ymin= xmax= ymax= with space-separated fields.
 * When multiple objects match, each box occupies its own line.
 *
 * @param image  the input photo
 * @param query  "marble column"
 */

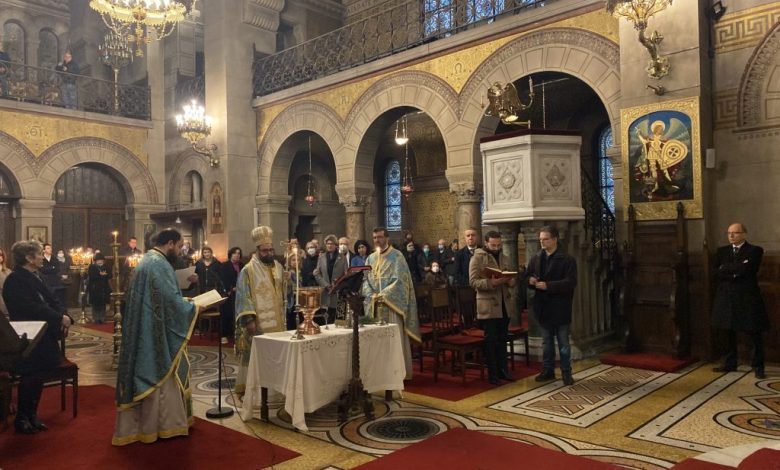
xmin=520 ymin=223 xmax=545 ymax=337
xmin=16 ymin=199 xmax=55 ymax=242
xmin=499 ymin=223 xmax=520 ymax=326
xmin=451 ymin=182 xmax=482 ymax=243
xmin=344 ymin=203 xmax=367 ymax=244
xmin=256 ymin=194 xmax=292 ymax=243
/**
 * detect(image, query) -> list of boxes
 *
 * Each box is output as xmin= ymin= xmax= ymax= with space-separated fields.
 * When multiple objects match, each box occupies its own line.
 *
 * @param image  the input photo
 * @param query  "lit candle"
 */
xmin=376 ymin=247 xmax=382 ymax=293
xmin=529 ymin=75 xmax=533 ymax=91
xmin=112 ymin=231 xmax=118 ymax=243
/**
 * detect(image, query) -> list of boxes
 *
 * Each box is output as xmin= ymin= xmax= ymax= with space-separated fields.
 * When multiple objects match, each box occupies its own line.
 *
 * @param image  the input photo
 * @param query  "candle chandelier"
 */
xmin=176 ymin=99 xmax=218 ymax=167
xmin=305 ymin=136 xmax=317 ymax=206
xmin=606 ymin=0 xmax=673 ymax=79
xmin=89 ymin=0 xmax=190 ymax=57
xmin=394 ymin=115 xmax=408 ymax=145
xmin=99 ymin=31 xmax=133 ymax=112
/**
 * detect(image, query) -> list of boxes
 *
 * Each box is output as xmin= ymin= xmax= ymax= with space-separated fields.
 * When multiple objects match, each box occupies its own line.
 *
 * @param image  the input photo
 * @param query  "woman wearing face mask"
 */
xmin=301 ymin=242 xmax=319 ymax=287
xmin=417 ymin=243 xmax=436 ymax=276
xmin=423 ymin=261 xmax=448 ymax=289
xmin=351 ymin=240 xmax=371 ymax=267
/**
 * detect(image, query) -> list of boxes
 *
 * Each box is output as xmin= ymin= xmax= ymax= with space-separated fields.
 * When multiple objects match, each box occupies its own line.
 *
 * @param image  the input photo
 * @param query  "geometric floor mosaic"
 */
xmin=61 ymin=322 xmax=780 ymax=469
xmin=630 ymin=367 xmax=780 ymax=453
xmin=489 ymin=364 xmax=687 ymax=427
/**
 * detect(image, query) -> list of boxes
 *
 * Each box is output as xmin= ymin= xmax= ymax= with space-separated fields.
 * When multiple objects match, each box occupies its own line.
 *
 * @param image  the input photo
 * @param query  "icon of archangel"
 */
xmin=628 ymin=111 xmax=693 ymax=203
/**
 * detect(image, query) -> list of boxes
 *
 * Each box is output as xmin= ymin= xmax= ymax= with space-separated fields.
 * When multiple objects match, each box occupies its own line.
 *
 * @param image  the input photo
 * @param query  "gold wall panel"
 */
xmin=0 ymin=109 xmax=148 ymax=164
xmin=714 ymin=89 xmax=739 ymax=130
xmin=714 ymin=3 xmax=780 ymax=54
xmin=256 ymin=9 xmax=618 ymax=145
xmin=409 ymin=189 xmax=458 ymax=245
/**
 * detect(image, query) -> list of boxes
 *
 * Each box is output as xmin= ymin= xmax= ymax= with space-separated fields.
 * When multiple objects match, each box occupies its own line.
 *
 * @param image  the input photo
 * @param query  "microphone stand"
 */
xmin=206 ymin=262 xmax=234 ymax=419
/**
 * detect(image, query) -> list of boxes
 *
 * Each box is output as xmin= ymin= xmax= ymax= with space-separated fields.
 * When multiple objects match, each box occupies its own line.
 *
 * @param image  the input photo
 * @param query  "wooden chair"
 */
xmin=415 ymin=284 xmax=434 ymax=371
xmin=507 ymin=310 xmax=530 ymax=368
xmin=432 ymin=289 xmax=484 ymax=384
xmin=40 ymin=336 xmax=79 ymax=417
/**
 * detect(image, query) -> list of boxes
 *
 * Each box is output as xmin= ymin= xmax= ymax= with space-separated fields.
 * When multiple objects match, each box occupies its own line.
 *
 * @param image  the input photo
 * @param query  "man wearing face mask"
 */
xmin=234 ymin=226 xmax=286 ymax=397
xmin=417 ymin=243 xmax=436 ymax=276
xmin=314 ymin=235 xmax=349 ymax=323
xmin=301 ymin=242 xmax=319 ymax=287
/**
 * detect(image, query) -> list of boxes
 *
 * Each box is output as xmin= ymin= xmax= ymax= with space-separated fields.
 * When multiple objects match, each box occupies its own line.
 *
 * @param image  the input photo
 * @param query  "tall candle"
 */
xmin=376 ymin=247 xmax=382 ymax=293
xmin=295 ymin=250 xmax=300 ymax=306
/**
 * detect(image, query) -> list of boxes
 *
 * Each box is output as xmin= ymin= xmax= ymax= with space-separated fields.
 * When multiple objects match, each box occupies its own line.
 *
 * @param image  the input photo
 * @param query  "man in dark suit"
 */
xmin=711 ymin=223 xmax=769 ymax=379
xmin=526 ymin=226 xmax=577 ymax=385
xmin=454 ymin=228 xmax=479 ymax=287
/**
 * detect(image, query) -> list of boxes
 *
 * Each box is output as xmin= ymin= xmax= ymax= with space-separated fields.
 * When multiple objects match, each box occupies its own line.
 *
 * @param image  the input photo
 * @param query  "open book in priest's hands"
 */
xmin=190 ymin=289 xmax=228 ymax=310
xmin=481 ymin=266 xmax=518 ymax=279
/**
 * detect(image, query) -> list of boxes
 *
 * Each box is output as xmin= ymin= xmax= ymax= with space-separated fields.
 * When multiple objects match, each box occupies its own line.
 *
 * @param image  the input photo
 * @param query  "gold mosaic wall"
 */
xmin=256 ymin=8 xmax=618 ymax=144
xmin=408 ymin=189 xmax=458 ymax=245
xmin=0 ymin=109 xmax=149 ymax=165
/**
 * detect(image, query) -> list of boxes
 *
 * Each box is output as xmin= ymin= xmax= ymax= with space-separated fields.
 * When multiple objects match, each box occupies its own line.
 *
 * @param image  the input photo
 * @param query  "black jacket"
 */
xmin=454 ymin=246 xmax=478 ymax=287
xmin=55 ymin=59 xmax=79 ymax=84
xmin=195 ymin=259 xmax=223 ymax=294
xmin=40 ymin=255 xmax=64 ymax=290
xmin=526 ymin=249 xmax=577 ymax=328
xmin=711 ymin=242 xmax=768 ymax=332
xmin=2 ymin=267 xmax=66 ymax=373
xmin=87 ymin=263 xmax=113 ymax=306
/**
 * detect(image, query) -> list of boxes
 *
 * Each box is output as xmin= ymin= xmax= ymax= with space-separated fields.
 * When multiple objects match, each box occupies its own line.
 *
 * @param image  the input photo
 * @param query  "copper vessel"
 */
xmin=296 ymin=287 xmax=323 ymax=335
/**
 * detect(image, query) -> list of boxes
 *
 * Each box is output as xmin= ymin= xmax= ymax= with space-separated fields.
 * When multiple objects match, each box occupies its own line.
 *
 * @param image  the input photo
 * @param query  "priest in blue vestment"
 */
xmin=361 ymin=226 xmax=421 ymax=379
xmin=113 ymin=229 xmax=200 ymax=446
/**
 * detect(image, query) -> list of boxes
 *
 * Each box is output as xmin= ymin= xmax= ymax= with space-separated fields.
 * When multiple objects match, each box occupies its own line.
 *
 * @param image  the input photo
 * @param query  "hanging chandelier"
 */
xmin=305 ymin=136 xmax=317 ymax=206
xmin=90 ymin=0 xmax=189 ymax=57
xmin=176 ymin=99 xmax=218 ymax=167
xmin=606 ymin=0 xmax=672 ymax=79
xmin=400 ymin=142 xmax=414 ymax=197
xmin=394 ymin=115 xmax=408 ymax=145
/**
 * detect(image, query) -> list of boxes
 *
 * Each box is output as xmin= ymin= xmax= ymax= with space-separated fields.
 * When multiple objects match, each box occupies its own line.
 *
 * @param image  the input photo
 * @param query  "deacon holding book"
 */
xmin=234 ymin=226 xmax=286 ymax=397
xmin=526 ymin=226 xmax=577 ymax=386
xmin=469 ymin=230 xmax=517 ymax=385
xmin=113 ymin=229 xmax=201 ymax=446
xmin=361 ymin=226 xmax=421 ymax=380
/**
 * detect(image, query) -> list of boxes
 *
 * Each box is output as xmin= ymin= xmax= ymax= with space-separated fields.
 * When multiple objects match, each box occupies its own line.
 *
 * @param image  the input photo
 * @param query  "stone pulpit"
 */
xmin=479 ymin=129 xmax=584 ymax=224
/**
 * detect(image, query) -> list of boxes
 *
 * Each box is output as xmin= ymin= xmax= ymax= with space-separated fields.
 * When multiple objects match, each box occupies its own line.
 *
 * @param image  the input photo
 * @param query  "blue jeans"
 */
xmin=61 ymin=83 xmax=77 ymax=109
xmin=541 ymin=323 xmax=571 ymax=374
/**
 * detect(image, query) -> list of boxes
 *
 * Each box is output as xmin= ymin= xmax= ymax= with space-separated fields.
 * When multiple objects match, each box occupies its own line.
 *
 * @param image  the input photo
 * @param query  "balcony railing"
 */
xmin=0 ymin=60 xmax=151 ymax=120
xmin=252 ymin=0 xmax=549 ymax=97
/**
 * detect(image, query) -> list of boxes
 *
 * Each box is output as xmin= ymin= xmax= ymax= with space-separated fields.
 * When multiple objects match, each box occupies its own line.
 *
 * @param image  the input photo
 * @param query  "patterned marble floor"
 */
xmin=64 ymin=324 xmax=780 ymax=469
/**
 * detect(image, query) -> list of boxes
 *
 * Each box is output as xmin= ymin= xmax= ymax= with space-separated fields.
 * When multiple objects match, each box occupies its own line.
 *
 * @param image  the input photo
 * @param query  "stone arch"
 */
xmin=342 ymin=71 xmax=459 ymax=185
xmin=738 ymin=21 xmax=780 ymax=127
xmin=168 ymin=150 xmax=212 ymax=207
xmin=0 ymin=131 xmax=37 ymax=198
xmin=257 ymin=100 xmax=344 ymax=197
xmin=459 ymin=28 xmax=622 ymax=132
xmin=35 ymin=137 xmax=159 ymax=204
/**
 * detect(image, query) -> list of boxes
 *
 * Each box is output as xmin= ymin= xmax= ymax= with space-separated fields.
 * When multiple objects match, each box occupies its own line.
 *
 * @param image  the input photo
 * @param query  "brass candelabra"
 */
xmin=109 ymin=231 xmax=123 ymax=370
xmin=68 ymin=247 xmax=93 ymax=325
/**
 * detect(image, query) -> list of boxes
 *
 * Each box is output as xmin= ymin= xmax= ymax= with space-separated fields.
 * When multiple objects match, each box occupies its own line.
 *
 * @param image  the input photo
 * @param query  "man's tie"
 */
xmin=733 ymin=245 xmax=739 ymax=256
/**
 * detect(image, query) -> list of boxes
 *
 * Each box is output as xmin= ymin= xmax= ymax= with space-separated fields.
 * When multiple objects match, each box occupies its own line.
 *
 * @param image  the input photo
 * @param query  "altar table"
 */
xmin=239 ymin=324 xmax=406 ymax=431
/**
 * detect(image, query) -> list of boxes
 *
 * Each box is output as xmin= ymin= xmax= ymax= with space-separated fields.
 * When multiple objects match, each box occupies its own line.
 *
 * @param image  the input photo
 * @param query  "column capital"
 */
xmin=335 ymin=183 xmax=373 ymax=211
xmin=450 ymin=182 xmax=482 ymax=203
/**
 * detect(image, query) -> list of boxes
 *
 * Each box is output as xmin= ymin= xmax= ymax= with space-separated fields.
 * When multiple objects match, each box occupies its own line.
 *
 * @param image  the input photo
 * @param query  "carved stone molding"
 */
xmin=37 ymin=138 xmax=160 ymax=204
xmin=738 ymin=21 xmax=780 ymax=128
xmin=0 ymin=130 xmax=38 ymax=189
xmin=343 ymin=71 xmax=459 ymax=144
xmin=714 ymin=4 xmax=780 ymax=54
xmin=449 ymin=181 xmax=481 ymax=203
xmin=459 ymin=28 xmax=620 ymax=121
xmin=244 ymin=0 xmax=285 ymax=31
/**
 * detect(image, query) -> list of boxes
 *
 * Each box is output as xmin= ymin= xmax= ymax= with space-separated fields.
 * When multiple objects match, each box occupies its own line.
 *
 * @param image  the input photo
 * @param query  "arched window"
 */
xmin=423 ymin=0 xmax=453 ymax=37
xmin=189 ymin=171 xmax=203 ymax=204
xmin=597 ymin=126 xmax=615 ymax=214
xmin=3 ymin=21 xmax=26 ymax=64
xmin=37 ymin=29 xmax=59 ymax=69
xmin=384 ymin=160 xmax=402 ymax=231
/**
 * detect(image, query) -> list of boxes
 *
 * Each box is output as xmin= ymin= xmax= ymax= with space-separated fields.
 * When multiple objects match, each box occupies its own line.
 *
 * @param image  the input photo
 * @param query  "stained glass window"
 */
xmin=466 ymin=0 xmax=499 ymax=23
xmin=385 ymin=160 xmax=402 ymax=231
xmin=598 ymin=126 xmax=615 ymax=214
xmin=423 ymin=0 xmax=453 ymax=37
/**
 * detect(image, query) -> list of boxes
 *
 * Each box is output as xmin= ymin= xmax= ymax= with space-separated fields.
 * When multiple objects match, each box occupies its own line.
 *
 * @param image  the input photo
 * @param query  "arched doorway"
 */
xmin=0 ymin=163 xmax=20 ymax=253
xmin=52 ymin=164 xmax=129 ymax=253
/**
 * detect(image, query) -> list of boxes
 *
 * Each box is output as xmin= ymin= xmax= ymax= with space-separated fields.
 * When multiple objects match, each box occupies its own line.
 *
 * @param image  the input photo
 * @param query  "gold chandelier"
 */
xmin=606 ymin=0 xmax=673 ymax=79
xmin=176 ymin=99 xmax=218 ymax=167
xmin=90 ymin=0 xmax=188 ymax=57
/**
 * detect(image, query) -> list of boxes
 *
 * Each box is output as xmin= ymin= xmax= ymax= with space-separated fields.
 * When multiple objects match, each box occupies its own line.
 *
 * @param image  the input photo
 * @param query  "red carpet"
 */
xmin=600 ymin=352 xmax=698 ymax=372
xmin=405 ymin=355 xmax=538 ymax=401
xmin=81 ymin=323 xmax=233 ymax=348
xmin=355 ymin=427 xmax=620 ymax=469
xmin=0 ymin=385 xmax=298 ymax=470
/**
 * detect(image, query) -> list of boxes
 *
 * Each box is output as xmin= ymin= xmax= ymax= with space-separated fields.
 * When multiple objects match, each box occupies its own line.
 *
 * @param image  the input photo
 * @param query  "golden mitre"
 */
xmin=251 ymin=226 xmax=273 ymax=246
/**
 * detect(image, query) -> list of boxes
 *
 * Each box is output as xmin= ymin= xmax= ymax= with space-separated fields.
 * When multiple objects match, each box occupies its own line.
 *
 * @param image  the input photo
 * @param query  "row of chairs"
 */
xmin=416 ymin=285 xmax=529 ymax=385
